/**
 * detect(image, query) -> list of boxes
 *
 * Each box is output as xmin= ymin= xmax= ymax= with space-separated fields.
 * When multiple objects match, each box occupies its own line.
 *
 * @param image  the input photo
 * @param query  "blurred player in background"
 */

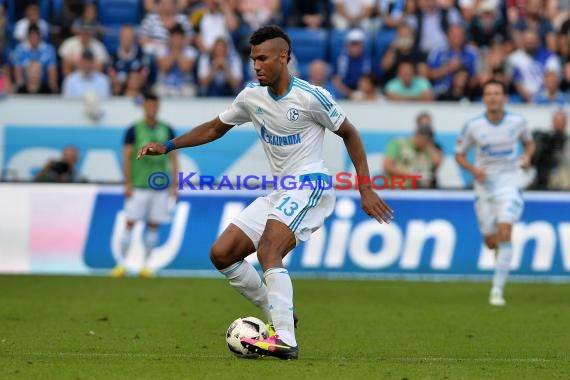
xmin=111 ymin=92 xmax=179 ymax=278
xmin=455 ymin=79 xmax=535 ymax=306
xmin=137 ymin=26 xmax=393 ymax=359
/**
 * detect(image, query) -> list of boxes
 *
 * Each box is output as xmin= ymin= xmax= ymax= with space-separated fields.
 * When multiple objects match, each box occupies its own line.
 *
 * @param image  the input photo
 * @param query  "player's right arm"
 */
xmin=454 ymin=122 xmax=485 ymax=182
xmin=137 ymin=117 xmax=234 ymax=159
xmin=137 ymin=89 xmax=251 ymax=159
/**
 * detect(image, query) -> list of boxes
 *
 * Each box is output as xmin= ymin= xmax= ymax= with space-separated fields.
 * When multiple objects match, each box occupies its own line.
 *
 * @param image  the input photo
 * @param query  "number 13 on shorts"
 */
xmin=276 ymin=196 xmax=299 ymax=216
xmin=270 ymin=187 xmax=325 ymax=234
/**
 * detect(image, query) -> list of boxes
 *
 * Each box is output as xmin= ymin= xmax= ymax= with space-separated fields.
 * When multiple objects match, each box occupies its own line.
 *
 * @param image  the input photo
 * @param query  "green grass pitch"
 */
xmin=1 ymin=275 xmax=569 ymax=379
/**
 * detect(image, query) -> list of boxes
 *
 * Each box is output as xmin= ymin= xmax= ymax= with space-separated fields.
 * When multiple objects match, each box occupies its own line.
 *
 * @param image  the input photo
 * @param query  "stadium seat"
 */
xmin=286 ymin=27 xmax=328 ymax=65
xmin=51 ymin=0 xmax=64 ymax=19
xmin=101 ymin=26 xmax=121 ymax=53
xmin=280 ymin=0 xmax=292 ymax=26
xmin=98 ymin=0 xmax=142 ymax=26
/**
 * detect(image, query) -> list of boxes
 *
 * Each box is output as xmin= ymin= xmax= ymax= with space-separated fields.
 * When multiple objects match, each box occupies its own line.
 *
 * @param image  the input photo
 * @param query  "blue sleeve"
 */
xmin=512 ymin=67 xmax=522 ymax=82
xmin=12 ymin=46 xmax=22 ymax=67
xmin=47 ymin=46 xmax=57 ymax=67
xmin=124 ymin=126 xmax=135 ymax=145
xmin=427 ymin=49 xmax=443 ymax=69
xmin=467 ymin=50 xmax=477 ymax=75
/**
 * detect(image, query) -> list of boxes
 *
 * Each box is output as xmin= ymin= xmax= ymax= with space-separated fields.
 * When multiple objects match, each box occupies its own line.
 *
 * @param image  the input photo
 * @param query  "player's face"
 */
xmin=144 ymin=100 xmax=159 ymax=120
xmin=482 ymin=83 xmax=506 ymax=112
xmin=250 ymin=40 xmax=287 ymax=87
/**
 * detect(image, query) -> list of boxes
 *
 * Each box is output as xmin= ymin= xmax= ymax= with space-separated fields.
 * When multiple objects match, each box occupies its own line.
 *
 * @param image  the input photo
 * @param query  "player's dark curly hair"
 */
xmin=249 ymin=25 xmax=291 ymax=63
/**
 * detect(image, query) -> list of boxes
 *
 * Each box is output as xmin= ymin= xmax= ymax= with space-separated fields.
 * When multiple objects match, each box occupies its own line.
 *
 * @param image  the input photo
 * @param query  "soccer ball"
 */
xmin=225 ymin=316 xmax=269 ymax=358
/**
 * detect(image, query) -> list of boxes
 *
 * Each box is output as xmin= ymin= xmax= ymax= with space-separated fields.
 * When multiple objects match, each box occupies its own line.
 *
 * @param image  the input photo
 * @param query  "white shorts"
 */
xmin=474 ymin=188 xmax=524 ymax=236
xmin=124 ymin=188 xmax=171 ymax=224
xmin=232 ymin=178 xmax=335 ymax=248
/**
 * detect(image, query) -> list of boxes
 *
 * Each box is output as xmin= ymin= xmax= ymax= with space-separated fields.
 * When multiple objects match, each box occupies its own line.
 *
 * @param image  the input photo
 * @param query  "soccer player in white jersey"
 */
xmin=137 ymin=26 xmax=394 ymax=359
xmin=455 ymin=79 xmax=535 ymax=307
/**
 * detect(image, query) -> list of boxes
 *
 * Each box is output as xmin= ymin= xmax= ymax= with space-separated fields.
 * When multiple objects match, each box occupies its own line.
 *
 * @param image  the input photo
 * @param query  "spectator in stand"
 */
xmin=71 ymin=2 xmax=105 ymax=39
xmin=349 ymin=73 xmax=380 ymax=101
xmin=531 ymin=110 xmax=569 ymax=189
xmin=428 ymin=24 xmax=479 ymax=98
xmin=547 ymin=0 xmax=570 ymax=29
xmin=59 ymin=21 xmax=109 ymax=77
xmin=377 ymin=0 xmax=406 ymax=30
xmin=238 ymin=0 xmax=281 ymax=31
xmin=13 ymin=3 xmax=49 ymax=43
xmin=512 ymin=0 xmax=556 ymax=53
xmin=287 ymin=0 xmax=330 ymax=28
xmin=154 ymin=23 xmax=198 ymax=97
xmin=331 ymin=0 xmax=375 ymax=31
xmin=193 ymin=0 xmax=239 ymax=54
xmin=506 ymin=0 xmax=527 ymax=26
xmin=307 ymin=59 xmax=340 ymax=99
xmin=108 ymin=25 xmax=150 ymax=96
xmin=478 ymin=38 xmax=510 ymax=89
xmin=197 ymin=36 xmax=242 ymax=97
xmin=0 ymin=48 xmax=11 ymax=95
xmin=50 ymin=0 xmax=84 ymax=44
xmin=331 ymin=29 xmax=372 ymax=99
xmin=468 ymin=1 xmax=509 ymax=49
xmin=380 ymin=23 xmax=427 ymax=85
xmin=12 ymin=24 xmax=58 ymax=94
xmin=34 ymin=145 xmax=85 ymax=183
xmin=409 ymin=0 xmax=463 ymax=56
xmin=558 ymin=17 xmax=570 ymax=92
xmin=385 ymin=60 xmax=434 ymax=101
xmin=62 ymin=49 xmax=111 ymax=99
xmin=139 ymin=0 xmax=194 ymax=56
xmin=0 ymin=1 xmax=7 ymax=52
xmin=532 ymin=69 xmax=569 ymax=105
xmin=144 ymin=0 xmax=192 ymax=13
xmin=508 ymin=29 xmax=561 ymax=102
xmin=437 ymin=67 xmax=474 ymax=101
xmin=16 ymin=61 xmax=50 ymax=94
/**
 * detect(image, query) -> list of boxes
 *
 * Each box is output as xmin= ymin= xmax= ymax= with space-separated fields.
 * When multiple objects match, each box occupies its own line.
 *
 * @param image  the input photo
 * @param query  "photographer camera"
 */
xmin=34 ymin=145 xmax=85 ymax=183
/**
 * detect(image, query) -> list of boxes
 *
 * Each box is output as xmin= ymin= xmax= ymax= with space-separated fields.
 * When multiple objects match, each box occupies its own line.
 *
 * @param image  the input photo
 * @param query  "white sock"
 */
xmin=119 ymin=228 xmax=133 ymax=265
xmin=264 ymin=267 xmax=296 ymax=347
xmin=143 ymin=228 xmax=159 ymax=267
xmin=220 ymin=260 xmax=271 ymax=322
xmin=492 ymin=242 xmax=512 ymax=294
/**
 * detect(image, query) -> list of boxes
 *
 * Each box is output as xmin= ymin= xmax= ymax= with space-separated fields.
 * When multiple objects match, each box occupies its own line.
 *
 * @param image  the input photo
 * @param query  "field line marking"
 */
xmin=0 ymin=352 xmax=563 ymax=363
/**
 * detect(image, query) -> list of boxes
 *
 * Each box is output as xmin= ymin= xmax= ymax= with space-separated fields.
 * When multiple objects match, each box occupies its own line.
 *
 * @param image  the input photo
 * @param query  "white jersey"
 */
xmin=455 ymin=111 xmax=532 ymax=193
xmin=219 ymin=76 xmax=346 ymax=177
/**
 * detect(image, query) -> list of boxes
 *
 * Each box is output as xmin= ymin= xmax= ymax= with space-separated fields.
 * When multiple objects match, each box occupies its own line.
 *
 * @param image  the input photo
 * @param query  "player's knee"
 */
xmin=209 ymin=243 xmax=232 ymax=270
xmin=497 ymin=232 xmax=511 ymax=243
xmin=256 ymin=242 xmax=283 ymax=268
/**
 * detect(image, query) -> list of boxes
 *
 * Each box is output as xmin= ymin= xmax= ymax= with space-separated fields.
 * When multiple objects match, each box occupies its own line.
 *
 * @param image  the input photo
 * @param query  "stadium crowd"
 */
xmin=0 ymin=0 xmax=569 ymax=104
xmin=1 ymin=0 xmax=568 ymax=190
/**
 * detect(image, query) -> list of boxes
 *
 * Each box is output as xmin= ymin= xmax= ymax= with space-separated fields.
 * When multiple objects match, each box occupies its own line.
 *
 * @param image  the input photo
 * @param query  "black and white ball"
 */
xmin=226 ymin=316 xmax=269 ymax=358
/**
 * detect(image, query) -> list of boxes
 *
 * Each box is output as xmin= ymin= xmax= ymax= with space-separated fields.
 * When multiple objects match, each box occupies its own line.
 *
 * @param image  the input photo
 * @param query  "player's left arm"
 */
xmin=520 ymin=140 xmax=535 ymax=169
xmin=334 ymin=118 xmax=394 ymax=224
xmin=169 ymin=152 xmax=179 ymax=198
